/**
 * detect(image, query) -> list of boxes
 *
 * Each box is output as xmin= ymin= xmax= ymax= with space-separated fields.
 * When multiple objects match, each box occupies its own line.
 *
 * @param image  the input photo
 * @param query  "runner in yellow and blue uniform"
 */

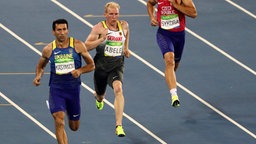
xmin=33 ymin=19 xmax=95 ymax=144
xmin=49 ymin=37 xmax=82 ymax=119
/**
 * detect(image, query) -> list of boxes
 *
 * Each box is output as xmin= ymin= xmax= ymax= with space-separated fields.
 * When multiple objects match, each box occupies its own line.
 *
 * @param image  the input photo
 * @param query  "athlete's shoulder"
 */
xmin=41 ymin=43 xmax=53 ymax=59
xmin=119 ymin=20 xmax=129 ymax=29
xmin=119 ymin=20 xmax=128 ymax=24
xmin=95 ymin=21 xmax=105 ymax=28
xmin=92 ymin=21 xmax=105 ymax=32
xmin=43 ymin=42 xmax=53 ymax=52
xmin=74 ymin=38 xmax=87 ymax=53
xmin=74 ymin=38 xmax=84 ymax=46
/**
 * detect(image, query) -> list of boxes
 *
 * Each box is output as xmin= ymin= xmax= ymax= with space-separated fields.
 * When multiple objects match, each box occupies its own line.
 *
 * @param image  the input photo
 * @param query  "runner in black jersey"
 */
xmin=85 ymin=2 xmax=130 ymax=137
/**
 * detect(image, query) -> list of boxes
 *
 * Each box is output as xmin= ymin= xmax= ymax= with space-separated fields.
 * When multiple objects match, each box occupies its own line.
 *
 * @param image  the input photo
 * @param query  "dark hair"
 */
xmin=52 ymin=19 xmax=68 ymax=30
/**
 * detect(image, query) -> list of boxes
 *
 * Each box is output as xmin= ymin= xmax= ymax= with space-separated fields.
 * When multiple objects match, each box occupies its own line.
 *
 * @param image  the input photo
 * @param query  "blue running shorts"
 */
xmin=156 ymin=28 xmax=185 ymax=62
xmin=49 ymin=86 xmax=81 ymax=120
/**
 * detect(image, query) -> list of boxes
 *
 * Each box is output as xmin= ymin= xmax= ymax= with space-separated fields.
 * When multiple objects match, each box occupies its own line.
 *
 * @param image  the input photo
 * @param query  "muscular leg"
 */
xmin=112 ymin=80 xmax=124 ymax=126
xmin=94 ymin=69 xmax=107 ymax=103
xmin=164 ymin=52 xmax=180 ymax=107
xmin=164 ymin=52 xmax=177 ymax=90
xmin=53 ymin=111 xmax=68 ymax=144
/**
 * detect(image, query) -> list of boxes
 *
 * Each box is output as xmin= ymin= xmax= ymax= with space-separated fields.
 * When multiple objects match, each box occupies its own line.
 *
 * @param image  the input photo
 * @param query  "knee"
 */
xmin=53 ymin=115 xmax=65 ymax=128
xmin=164 ymin=53 xmax=175 ymax=67
xmin=165 ymin=57 xmax=175 ymax=67
xmin=113 ymin=81 xmax=123 ymax=96
xmin=166 ymin=60 xmax=175 ymax=68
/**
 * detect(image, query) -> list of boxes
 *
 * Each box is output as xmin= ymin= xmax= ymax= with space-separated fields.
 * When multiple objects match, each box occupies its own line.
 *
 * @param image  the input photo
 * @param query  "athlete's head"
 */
xmin=104 ymin=2 xmax=120 ymax=26
xmin=52 ymin=19 xmax=69 ymax=31
xmin=104 ymin=2 xmax=120 ymax=13
xmin=52 ymin=19 xmax=69 ymax=42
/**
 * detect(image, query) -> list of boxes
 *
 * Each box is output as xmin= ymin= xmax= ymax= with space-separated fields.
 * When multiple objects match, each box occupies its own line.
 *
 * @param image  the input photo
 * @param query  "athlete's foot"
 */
xmin=171 ymin=95 xmax=180 ymax=108
xmin=115 ymin=125 xmax=126 ymax=137
xmin=95 ymin=99 xmax=104 ymax=110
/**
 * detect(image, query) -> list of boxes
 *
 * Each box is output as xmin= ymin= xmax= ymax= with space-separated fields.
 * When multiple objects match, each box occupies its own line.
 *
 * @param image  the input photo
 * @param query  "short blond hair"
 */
xmin=104 ymin=2 xmax=120 ymax=13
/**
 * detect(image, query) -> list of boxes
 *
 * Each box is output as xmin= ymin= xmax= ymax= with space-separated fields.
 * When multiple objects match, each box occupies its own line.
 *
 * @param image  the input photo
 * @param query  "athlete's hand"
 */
xmin=124 ymin=49 xmax=131 ymax=58
xmin=33 ymin=77 xmax=41 ymax=86
xmin=150 ymin=17 xmax=158 ymax=26
xmin=99 ymin=28 xmax=109 ymax=42
xmin=71 ymin=69 xmax=82 ymax=78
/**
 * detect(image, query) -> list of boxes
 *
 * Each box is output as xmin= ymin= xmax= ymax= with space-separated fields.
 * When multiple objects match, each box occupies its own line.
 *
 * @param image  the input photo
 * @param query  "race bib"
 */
xmin=161 ymin=14 xmax=180 ymax=30
xmin=55 ymin=60 xmax=75 ymax=74
xmin=104 ymin=41 xmax=123 ymax=57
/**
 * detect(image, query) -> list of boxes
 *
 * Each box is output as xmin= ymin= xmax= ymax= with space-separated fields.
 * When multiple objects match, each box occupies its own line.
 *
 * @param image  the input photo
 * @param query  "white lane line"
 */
xmin=84 ymin=14 xmax=148 ymax=18
xmin=226 ymin=0 xmax=256 ymax=19
xmin=0 ymin=23 xmax=42 ymax=56
xmin=81 ymin=83 xmax=168 ymax=144
xmin=0 ymin=91 xmax=56 ymax=139
xmin=131 ymin=51 xmax=256 ymax=139
xmin=51 ymin=0 xmax=93 ymax=28
xmin=0 ymin=103 xmax=12 ymax=106
xmin=0 ymin=72 xmax=50 ymax=75
xmin=185 ymin=28 xmax=256 ymax=75
xmin=137 ymin=0 xmax=256 ymax=138
xmin=0 ymin=73 xmax=35 ymax=75
xmin=51 ymin=0 xmax=256 ymax=140
xmin=0 ymin=23 xmax=56 ymax=139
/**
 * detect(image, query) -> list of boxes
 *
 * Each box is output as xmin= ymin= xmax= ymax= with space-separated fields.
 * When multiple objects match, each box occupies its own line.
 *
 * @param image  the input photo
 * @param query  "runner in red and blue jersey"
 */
xmin=147 ymin=0 xmax=197 ymax=107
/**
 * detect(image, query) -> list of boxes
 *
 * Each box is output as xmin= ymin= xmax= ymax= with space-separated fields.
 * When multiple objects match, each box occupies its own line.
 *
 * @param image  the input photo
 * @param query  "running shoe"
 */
xmin=115 ymin=125 xmax=126 ymax=137
xmin=171 ymin=95 xmax=180 ymax=108
xmin=96 ymin=99 xmax=104 ymax=110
